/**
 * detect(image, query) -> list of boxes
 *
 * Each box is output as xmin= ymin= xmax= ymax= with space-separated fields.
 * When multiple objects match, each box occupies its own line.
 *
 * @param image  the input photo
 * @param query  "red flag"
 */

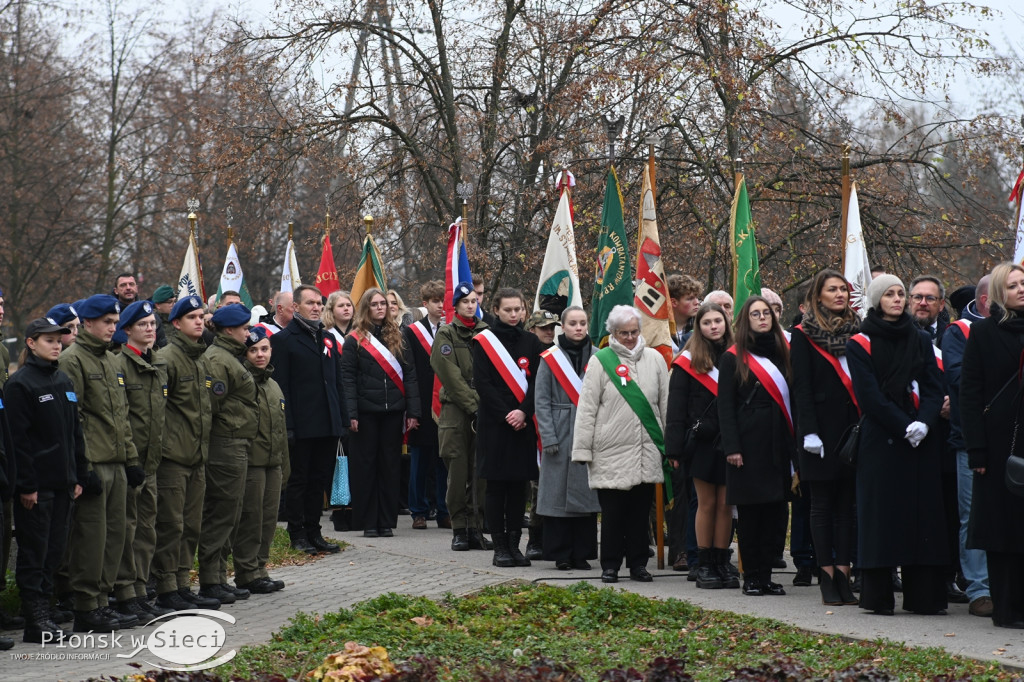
xmin=315 ymin=235 xmax=340 ymax=296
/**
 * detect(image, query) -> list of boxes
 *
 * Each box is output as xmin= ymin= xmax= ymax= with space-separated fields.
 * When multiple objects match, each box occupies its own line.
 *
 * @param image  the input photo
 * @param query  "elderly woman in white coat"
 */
xmin=572 ymin=305 xmax=669 ymax=584
xmin=536 ymin=306 xmax=600 ymax=571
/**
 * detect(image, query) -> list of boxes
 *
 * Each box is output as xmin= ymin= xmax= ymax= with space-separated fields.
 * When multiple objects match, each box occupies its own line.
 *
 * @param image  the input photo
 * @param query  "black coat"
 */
xmin=790 ymin=328 xmax=859 ymax=481
xmin=960 ymin=315 xmax=1024 ymax=554
xmin=402 ymin=319 xmax=439 ymax=446
xmin=0 ymin=386 xmax=14 ymax=502
xmin=341 ymin=329 xmax=420 ymax=419
xmin=270 ymin=318 xmax=348 ymax=440
xmin=665 ymin=365 xmax=724 ymax=485
xmin=4 ymin=354 xmax=88 ymax=493
xmin=473 ymin=321 xmax=543 ymax=481
xmin=717 ymin=350 xmax=792 ymax=505
xmin=846 ymin=329 xmax=947 ymax=568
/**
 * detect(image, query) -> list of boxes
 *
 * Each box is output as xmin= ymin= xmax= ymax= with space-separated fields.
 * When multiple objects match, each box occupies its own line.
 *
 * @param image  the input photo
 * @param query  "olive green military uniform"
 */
xmin=430 ymin=317 xmax=488 ymax=532
xmin=114 ymin=346 xmax=167 ymax=602
xmin=60 ymin=330 xmax=140 ymax=612
xmin=232 ymin=360 xmax=286 ymax=586
xmin=153 ymin=332 xmax=212 ymax=595
xmin=0 ymin=342 xmax=10 ymax=591
xmin=198 ymin=334 xmax=257 ymax=587
xmin=158 ymin=311 xmax=176 ymax=345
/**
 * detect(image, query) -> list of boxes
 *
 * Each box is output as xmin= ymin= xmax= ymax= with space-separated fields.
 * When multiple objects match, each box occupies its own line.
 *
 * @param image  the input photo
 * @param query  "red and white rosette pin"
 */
xmin=323 ymin=337 xmax=334 ymax=357
xmin=615 ymin=364 xmax=630 ymax=386
xmin=517 ymin=356 xmax=530 ymax=377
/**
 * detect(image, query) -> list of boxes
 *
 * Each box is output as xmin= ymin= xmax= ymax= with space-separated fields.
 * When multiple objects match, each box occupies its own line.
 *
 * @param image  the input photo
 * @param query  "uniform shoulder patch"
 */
xmin=211 ymin=381 xmax=227 ymax=396
xmin=440 ymin=343 xmax=453 ymax=356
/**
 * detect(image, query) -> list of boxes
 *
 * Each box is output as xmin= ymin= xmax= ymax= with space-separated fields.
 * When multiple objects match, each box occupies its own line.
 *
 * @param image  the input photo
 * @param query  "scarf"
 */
xmin=491 ymin=318 xmax=523 ymax=350
xmin=293 ymin=313 xmax=323 ymax=338
xmin=558 ymin=333 xmax=593 ymax=376
xmin=455 ymin=313 xmax=478 ymax=329
xmin=751 ymin=331 xmax=779 ymax=361
xmin=859 ymin=308 xmax=921 ymax=407
xmin=800 ymin=304 xmax=859 ymax=357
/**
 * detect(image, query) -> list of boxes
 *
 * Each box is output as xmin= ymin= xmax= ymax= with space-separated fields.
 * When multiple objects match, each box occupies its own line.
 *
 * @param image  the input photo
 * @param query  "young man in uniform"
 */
xmin=431 ymin=282 xmax=491 ymax=551
xmin=198 ymin=304 xmax=258 ymax=604
xmin=60 ymin=294 xmax=143 ymax=632
xmin=523 ymin=309 xmax=558 ymax=560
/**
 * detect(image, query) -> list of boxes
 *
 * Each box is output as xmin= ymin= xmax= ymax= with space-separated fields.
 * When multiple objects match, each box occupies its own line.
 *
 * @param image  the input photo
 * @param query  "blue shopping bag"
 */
xmin=330 ymin=440 xmax=351 ymax=506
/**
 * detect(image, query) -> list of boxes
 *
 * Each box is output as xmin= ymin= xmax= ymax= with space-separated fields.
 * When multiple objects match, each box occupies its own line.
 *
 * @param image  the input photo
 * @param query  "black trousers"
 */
xmin=543 ymin=515 xmax=597 ymax=563
xmin=860 ymin=565 xmax=947 ymax=613
xmin=809 ymin=477 xmax=856 ymax=567
xmin=14 ymin=488 xmax=74 ymax=606
xmin=286 ymin=436 xmax=338 ymax=534
xmin=485 ymin=479 xmax=528 ymax=537
xmin=736 ymin=501 xmax=787 ymax=583
xmin=941 ymin=470 xmax=961 ymax=581
xmin=349 ymin=411 xmax=404 ymax=532
xmin=987 ymin=551 xmax=1024 ymax=626
xmin=597 ymin=484 xmax=653 ymax=572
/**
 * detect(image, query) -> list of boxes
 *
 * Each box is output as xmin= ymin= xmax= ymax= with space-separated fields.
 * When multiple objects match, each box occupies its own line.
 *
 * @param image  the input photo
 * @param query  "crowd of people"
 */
xmin=1 ymin=260 xmax=1023 ymax=652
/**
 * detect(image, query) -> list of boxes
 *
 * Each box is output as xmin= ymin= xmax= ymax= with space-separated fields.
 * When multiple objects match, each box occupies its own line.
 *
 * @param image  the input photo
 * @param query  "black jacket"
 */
xmin=402 ymin=318 xmax=439 ymax=445
xmin=4 ymin=354 xmax=88 ymax=493
xmin=341 ymin=328 xmax=420 ymax=419
xmin=270 ymin=317 xmax=348 ymax=440
xmin=0 ymin=386 xmax=14 ymax=501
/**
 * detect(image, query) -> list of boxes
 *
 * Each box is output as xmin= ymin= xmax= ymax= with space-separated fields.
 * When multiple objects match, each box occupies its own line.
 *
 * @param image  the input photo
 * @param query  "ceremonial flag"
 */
xmin=350 ymin=232 xmax=387 ymax=304
xmin=280 ymin=238 xmax=301 ymax=293
xmin=590 ymin=168 xmax=632 ymax=347
xmin=633 ymin=157 xmax=673 ymax=365
xmin=1011 ymin=167 xmax=1024 ymax=264
xmin=176 ymin=230 xmax=206 ymax=302
xmin=315 ymin=235 xmax=340 ymax=296
xmin=534 ymin=185 xmax=583 ymax=312
xmin=216 ymin=241 xmax=254 ymax=307
xmin=844 ymin=183 xmax=872 ymax=316
xmin=442 ymin=218 xmax=480 ymax=323
xmin=730 ymin=175 xmax=761 ymax=315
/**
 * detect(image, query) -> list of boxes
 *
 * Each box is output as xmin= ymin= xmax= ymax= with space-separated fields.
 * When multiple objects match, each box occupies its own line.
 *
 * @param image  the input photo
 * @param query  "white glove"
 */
xmin=905 ymin=421 xmax=929 ymax=448
xmin=803 ymin=433 xmax=823 ymax=457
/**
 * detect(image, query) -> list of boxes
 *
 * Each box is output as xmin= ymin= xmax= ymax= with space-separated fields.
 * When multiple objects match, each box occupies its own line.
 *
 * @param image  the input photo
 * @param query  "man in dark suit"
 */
xmin=270 ymin=284 xmax=348 ymax=554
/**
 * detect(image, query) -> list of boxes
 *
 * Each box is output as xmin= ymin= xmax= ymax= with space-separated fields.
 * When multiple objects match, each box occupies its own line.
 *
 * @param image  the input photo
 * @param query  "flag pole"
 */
xmin=288 ymin=221 xmax=294 ymax=241
xmin=840 ymin=142 xmax=851 ymax=272
xmin=731 ymin=158 xmax=744 ymax=302
xmin=647 ymin=139 xmax=666 ymax=571
xmin=187 ymin=200 xmax=197 ymax=241
xmin=364 ymin=214 xmax=373 ymax=235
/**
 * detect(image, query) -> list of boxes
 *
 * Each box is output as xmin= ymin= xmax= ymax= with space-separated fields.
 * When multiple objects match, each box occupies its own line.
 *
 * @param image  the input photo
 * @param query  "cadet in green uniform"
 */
xmin=198 ymin=304 xmax=258 ymax=604
xmin=0 ymin=286 xmax=18 ymax=639
xmin=232 ymin=326 xmax=286 ymax=594
xmin=113 ymin=301 xmax=171 ymax=620
xmin=153 ymin=295 xmax=220 ymax=612
xmin=430 ymin=282 xmax=492 ymax=552
xmin=60 ymin=294 xmax=143 ymax=633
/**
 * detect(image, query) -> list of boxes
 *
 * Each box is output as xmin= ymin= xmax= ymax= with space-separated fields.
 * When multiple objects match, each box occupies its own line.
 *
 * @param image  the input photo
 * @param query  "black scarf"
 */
xmin=800 ymin=305 xmax=860 ymax=357
xmin=751 ymin=331 xmax=778 ymax=361
xmin=491 ymin=319 xmax=523 ymax=350
xmin=293 ymin=313 xmax=323 ymax=338
xmin=558 ymin=333 xmax=593 ymax=376
xmin=859 ymin=308 xmax=921 ymax=406
xmin=997 ymin=307 xmax=1024 ymax=335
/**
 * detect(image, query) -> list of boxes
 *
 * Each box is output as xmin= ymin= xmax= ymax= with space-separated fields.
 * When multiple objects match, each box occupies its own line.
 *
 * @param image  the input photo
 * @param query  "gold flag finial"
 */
xmin=364 ymin=214 xmax=374 ymax=235
xmin=187 ymin=197 xmax=199 ymax=236
xmin=842 ymin=142 xmax=851 ymax=177
xmin=288 ymin=221 xmax=294 ymax=240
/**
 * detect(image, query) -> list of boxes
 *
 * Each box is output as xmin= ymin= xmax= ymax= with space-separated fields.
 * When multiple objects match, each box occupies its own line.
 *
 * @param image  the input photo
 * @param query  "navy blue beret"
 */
xmin=46 ymin=303 xmax=79 ymax=326
xmin=245 ymin=325 xmax=269 ymax=347
xmin=116 ymin=300 xmax=155 ymax=331
xmin=76 ymin=294 xmax=120 ymax=320
xmin=212 ymin=304 xmax=251 ymax=329
xmin=452 ymin=281 xmax=474 ymax=306
xmin=170 ymin=295 xmax=204 ymax=321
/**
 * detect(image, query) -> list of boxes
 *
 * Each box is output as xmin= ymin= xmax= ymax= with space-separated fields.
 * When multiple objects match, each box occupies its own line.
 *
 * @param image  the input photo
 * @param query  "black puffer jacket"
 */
xmin=341 ymin=327 xmax=420 ymax=420
xmin=4 ymin=353 xmax=88 ymax=493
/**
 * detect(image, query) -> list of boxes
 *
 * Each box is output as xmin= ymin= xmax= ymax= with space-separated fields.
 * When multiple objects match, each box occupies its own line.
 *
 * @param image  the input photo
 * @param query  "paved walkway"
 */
xmin=4 ymin=521 xmax=1020 ymax=680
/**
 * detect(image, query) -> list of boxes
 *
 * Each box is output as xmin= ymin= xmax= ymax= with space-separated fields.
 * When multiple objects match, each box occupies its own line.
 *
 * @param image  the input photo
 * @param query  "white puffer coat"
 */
xmin=571 ymin=335 xmax=669 ymax=490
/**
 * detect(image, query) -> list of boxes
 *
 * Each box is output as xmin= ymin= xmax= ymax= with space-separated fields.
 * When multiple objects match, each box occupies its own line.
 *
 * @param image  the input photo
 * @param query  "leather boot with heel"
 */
xmin=835 ymin=569 xmax=859 ymax=605
xmin=819 ymin=568 xmax=843 ymax=605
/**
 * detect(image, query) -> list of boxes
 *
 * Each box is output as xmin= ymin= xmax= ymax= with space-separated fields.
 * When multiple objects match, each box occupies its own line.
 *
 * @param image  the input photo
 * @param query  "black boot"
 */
xmin=73 ymin=608 xmax=120 ymax=633
xmin=694 ymin=548 xmax=723 ymax=589
xmin=835 ymin=570 xmax=859 ymax=605
xmin=525 ymin=526 xmax=544 ymax=560
xmin=451 ymin=528 xmax=470 ymax=551
xmin=290 ymin=530 xmax=318 ymax=554
xmin=468 ymin=528 xmax=494 ymax=550
xmin=491 ymin=534 xmax=516 ymax=567
xmin=819 ymin=569 xmax=843 ymax=605
xmin=23 ymin=601 xmax=64 ymax=644
xmin=308 ymin=531 xmax=341 ymax=553
xmin=715 ymin=548 xmax=740 ymax=589
xmin=507 ymin=531 xmax=531 ymax=567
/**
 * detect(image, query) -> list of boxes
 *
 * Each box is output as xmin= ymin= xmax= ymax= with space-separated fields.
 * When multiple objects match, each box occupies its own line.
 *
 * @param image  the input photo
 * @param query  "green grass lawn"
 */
xmin=221 ymin=582 xmax=1012 ymax=681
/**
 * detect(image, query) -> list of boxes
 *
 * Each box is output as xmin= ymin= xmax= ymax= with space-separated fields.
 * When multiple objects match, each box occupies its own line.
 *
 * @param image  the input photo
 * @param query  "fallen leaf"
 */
xmin=410 ymin=616 xmax=434 ymax=626
xmin=944 ymin=633 xmax=955 ymax=637
xmin=825 ymin=611 xmax=834 ymax=615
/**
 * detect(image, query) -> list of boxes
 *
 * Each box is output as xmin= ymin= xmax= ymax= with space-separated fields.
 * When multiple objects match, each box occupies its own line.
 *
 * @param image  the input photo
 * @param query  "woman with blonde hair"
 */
xmin=340 ymin=288 xmax=420 ymax=536
xmin=387 ymin=289 xmax=413 ymax=327
xmin=322 ymin=291 xmax=355 ymax=344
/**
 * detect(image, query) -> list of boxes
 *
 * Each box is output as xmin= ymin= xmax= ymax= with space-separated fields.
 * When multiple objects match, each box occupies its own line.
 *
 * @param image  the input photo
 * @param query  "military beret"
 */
xmin=117 ymin=300 xmax=155 ymax=331
xmin=245 ymin=325 xmax=269 ymax=348
xmin=151 ymin=285 xmax=176 ymax=304
xmin=212 ymin=303 xmax=251 ymax=329
xmin=25 ymin=318 xmax=69 ymax=338
xmin=452 ymin=281 xmax=474 ymax=306
xmin=170 ymin=295 xmax=204 ymax=321
xmin=76 ymin=294 xmax=121 ymax=320
xmin=46 ymin=303 xmax=79 ymax=326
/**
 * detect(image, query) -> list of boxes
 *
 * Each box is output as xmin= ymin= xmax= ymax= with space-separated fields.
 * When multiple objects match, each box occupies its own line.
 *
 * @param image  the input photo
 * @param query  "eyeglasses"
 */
xmin=749 ymin=310 xmax=773 ymax=319
xmin=910 ymin=294 xmax=939 ymax=304
xmin=615 ymin=328 xmax=641 ymax=338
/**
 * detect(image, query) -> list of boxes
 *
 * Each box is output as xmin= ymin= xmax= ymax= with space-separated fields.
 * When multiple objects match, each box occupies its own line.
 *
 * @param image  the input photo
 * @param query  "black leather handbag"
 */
xmin=835 ymin=417 xmax=863 ymax=468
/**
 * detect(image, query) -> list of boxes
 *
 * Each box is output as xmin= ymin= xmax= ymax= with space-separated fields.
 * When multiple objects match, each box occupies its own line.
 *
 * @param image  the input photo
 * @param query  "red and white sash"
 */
xmin=475 ymin=329 xmax=528 ymax=401
xmin=541 ymin=347 xmax=583 ymax=406
xmin=949 ymin=319 xmax=972 ymax=340
xmin=672 ymin=350 xmax=719 ymax=396
xmin=358 ymin=332 xmax=405 ymax=395
xmin=727 ymin=346 xmax=793 ymax=435
xmin=795 ymin=325 xmax=858 ymax=411
xmin=850 ymin=333 xmax=921 ymax=408
xmin=932 ymin=346 xmax=944 ymax=372
xmin=408 ymin=320 xmax=435 ymax=356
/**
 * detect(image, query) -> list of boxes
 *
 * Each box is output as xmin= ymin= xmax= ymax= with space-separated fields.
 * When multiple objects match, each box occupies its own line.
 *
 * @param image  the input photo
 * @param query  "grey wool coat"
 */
xmin=535 ymin=343 xmax=601 ymax=517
